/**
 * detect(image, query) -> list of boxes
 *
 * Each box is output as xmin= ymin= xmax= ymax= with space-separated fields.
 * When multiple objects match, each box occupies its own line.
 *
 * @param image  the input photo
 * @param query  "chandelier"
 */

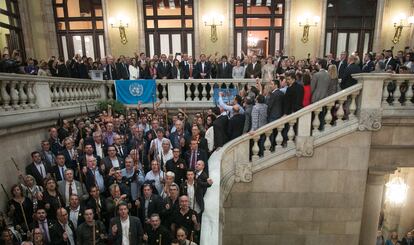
xmin=385 ymin=173 xmax=409 ymax=206
xmin=247 ymin=34 xmax=258 ymax=48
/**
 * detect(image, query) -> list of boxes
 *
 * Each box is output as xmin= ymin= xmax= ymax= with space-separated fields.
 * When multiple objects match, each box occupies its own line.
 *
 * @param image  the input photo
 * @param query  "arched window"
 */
xmin=52 ymin=0 xmax=105 ymax=61
xmin=0 ymin=0 xmax=24 ymax=58
xmin=324 ymin=0 xmax=377 ymax=58
xmin=234 ymin=0 xmax=284 ymax=58
xmin=143 ymin=0 xmax=194 ymax=57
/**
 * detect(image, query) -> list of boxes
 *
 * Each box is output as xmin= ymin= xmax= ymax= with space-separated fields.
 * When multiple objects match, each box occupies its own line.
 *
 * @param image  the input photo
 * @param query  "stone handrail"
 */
xmin=200 ymin=73 xmax=414 ymax=245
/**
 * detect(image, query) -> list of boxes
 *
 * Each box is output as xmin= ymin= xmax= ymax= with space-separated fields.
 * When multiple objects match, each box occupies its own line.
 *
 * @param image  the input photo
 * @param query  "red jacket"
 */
xmin=303 ymin=84 xmax=311 ymax=107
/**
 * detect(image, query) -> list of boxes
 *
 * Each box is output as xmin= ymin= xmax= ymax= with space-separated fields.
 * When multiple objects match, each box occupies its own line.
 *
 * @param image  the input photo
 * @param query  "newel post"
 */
xmin=352 ymin=73 xmax=391 ymax=131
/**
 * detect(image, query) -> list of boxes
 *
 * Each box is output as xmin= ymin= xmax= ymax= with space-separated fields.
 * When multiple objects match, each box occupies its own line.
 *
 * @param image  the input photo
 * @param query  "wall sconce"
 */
xmin=109 ymin=15 xmax=129 ymax=45
xmin=202 ymin=13 xmax=224 ymax=43
xmin=298 ymin=13 xmax=320 ymax=43
xmin=392 ymin=13 xmax=414 ymax=44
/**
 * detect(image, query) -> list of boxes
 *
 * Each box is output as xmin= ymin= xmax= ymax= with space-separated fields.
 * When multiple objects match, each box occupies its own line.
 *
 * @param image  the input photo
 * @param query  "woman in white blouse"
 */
xmin=129 ymin=58 xmax=140 ymax=80
xmin=232 ymin=60 xmax=245 ymax=79
xmin=157 ymin=138 xmax=173 ymax=171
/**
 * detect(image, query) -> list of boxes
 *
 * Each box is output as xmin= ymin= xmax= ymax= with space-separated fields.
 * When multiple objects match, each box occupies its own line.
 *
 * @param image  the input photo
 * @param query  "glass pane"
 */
xmin=158 ymin=19 xmax=181 ymax=28
xmin=61 ymin=36 xmax=69 ymax=61
xmin=185 ymin=5 xmax=192 ymax=15
xmin=235 ymin=4 xmax=243 ymax=15
xmin=10 ymin=2 xmax=16 ymax=14
xmin=158 ymin=7 xmax=181 ymax=16
xmin=96 ymin=21 xmax=103 ymax=29
xmin=0 ymin=0 xmax=6 ymax=11
xmin=185 ymin=19 xmax=192 ymax=28
xmin=11 ymin=17 xmax=19 ymax=27
xmin=275 ymin=32 xmax=280 ymax=53
xmin=147 ymin=20 xmax=154 ymax=28
xmin=246 ymin=6 xmax=271 ymax=14
xmin=67 ymin=0 xmax=83 ymax=17
xmin=69 ymin=21 xmax=93 ymax=30
xmin=56 ymin=0 xmax=63 ymax=3
xmin=236 ymin=32 xmax=242 ymax=57
xmin=172 ymin=34 xmax=181 ymax=55
xmin=146 ymin=5 xmax=154 ymax=16
xmin=72 ymin=35 xmax=83 ymax=56
xmin=149 ymin=34 xmax=154 ymax=58
xmin=0 ymin=13 xmax=10 ymax=24
xmin=235 ymin=18 xmax=243 ymax=27
xmin=95 ymin=7 xmax=103 ymax=17
xmin=274 ymin=18 xmax=282 ymax=27
xmin=348 ymin=33 xmax=358 ymax=54
xmin=363 ymin=33 xmax=370 ymax=55
xmin=84 ymin=35 xmax=95 ymax=59
xmin=0 ymin=26 xmax=10 ymax=50
xmin=247 ymin=18 xmax=270 ymax=27
xmin=57 ymin=22 xmax=65 ymax=30
xmin=99 ymin=35 xmax=105 ymax=58
xmin=325 ymin=32 xmax=332 ymax=56
xmin=275 ymin=3 xmax=283 ymax=14
xmin=247 ymin=30 xmax=268 ymax=57
xmin=56 ymin=7 xmax=64 ymax=17
xmin=160 ymin=34 xmax=170 ymax=55
xmin=337 ymin=33 xmax=347 ymax=58
xmin=187 ymin=33 xmax=192 ymax=56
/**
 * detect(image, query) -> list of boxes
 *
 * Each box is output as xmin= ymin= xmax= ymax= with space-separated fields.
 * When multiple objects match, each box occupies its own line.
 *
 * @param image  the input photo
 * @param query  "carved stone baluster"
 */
xmin=18 ymin=81 xmax=28 ymax=109
xmin=27 ymin=82 xmax=36 ymax=108
xmin=406 ymin=80 xmax=413 ymax=105
xmin=1 ymin=80 xmax=11 ymax=111
xmin=275 ymin=126 xmax=284 ymax=150
xmin=251 ymin=136 xmax=260 ymax=161
xmin=58 ymin=84 xmax=64 ymax=105
xmin=94 ymin=86 xmax=100 ymax=100
xmin=107 ymin=84 xmax=114 ymax=100
xmin=186 ymin=83 xmax=192 ymax=101
xmin=194 ymin=82 xmax=200 ymax=101
xmin=312 ymin=108 xmax=322 ymax=134
xmin=68 ymin=84 xmax=75 ymax=104
xmin=206 ymin=82 xmax=211 ymax=101
xmin=10 ymin=81 xmax=20 ymax=110
xmin=393 ymin=80 xmax=402 ymax=106
xmin=324 ymin=103 xmax=334 ymax=129
xmin=201 ymin=83 xmax=207 ymax=101
xmin=349 ymin=92 xmax=359 ymax=119
xmin=287 ymin=120 xmax=296 ymax=147
xmin=382 ymin=80 xmax=390 ymax=104
xmin=50 ymin=83 xmax=56 ymax=106
xmin=161 ymin=84 xmax=167 ymax=100
xmin=336 ymin=98 xmax=346 ymax=124
xmin=73 ymin=84 xmax=79 ymax=103
xmin=263 ymin=131 xmax=272 ymax=156
xmin=63 ymin=85 xmax=70 ymax=105
xmin=82 ymin=85 xmax=88 ymax=101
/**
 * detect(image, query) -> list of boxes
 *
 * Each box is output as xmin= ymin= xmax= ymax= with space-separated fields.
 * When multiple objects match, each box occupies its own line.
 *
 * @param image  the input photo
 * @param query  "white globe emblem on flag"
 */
xmin=129 ymin=83 xmax=144 ymax=97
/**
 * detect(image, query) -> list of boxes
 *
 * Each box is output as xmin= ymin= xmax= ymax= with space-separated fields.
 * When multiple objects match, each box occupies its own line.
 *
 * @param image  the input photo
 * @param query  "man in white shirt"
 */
xmin=49 ymin=208 xmax=76 ymax=245
xmin=110 ymin=202 xmax=144 ymax=245
xmin=68 ymin=194 xmax=84 ymax=230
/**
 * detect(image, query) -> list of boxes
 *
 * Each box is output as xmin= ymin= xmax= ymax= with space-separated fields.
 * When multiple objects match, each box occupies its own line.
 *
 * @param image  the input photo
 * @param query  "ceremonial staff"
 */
xmin=92 ymin=220 xmax=96 ymax=245
xmin=158 ymin=234 xmax=162 ymax=245
xmin=11 ymin=157 xmax=20 ymax=172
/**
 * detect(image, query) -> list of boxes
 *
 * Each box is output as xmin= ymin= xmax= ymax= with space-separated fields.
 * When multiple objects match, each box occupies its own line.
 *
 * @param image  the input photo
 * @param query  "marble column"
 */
xmin=318 ymin=0 xmax=328 ymax=58
xmin=102 ymin=0 xmax=112 ymax=56
xmin=359 ymin=166 xmax=396 ymax=245
xmin=372 ymin=0 xmax=385 ymax=52
xmin=283 ymin=0 xmax=291 ymax=56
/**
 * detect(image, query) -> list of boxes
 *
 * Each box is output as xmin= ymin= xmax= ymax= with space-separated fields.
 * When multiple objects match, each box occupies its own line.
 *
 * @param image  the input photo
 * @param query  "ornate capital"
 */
xmin=358 ymin=108 xmax=382 ymax=131
xmin=234 ymin=163 xmax=252 ymax=183
xmin=295 ymin=136 xmax=314 ymax=157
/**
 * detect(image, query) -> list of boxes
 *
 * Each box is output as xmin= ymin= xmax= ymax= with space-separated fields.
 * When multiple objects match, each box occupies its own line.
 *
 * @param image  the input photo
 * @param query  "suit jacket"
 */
xmin=213 ymin=114 xmax=229 ymax=148
xmin=66 ymin=205 xmax=86 ymax=228
xmin=340 ymin=63 xmax=362 ymax=90
xmin=61 ymin=148 xmax=78 ymax=170
xmin=171 ymin=66 xmax=184 ymax=79
xmin=49 ymin=137 xmax=62 ymax=156
xmin=40 ymin=150 xmax=56 ymax=167
xmin=57 ymin=180 xmax=89 ymax=204
xmin=362 ymin=60 xmax=375 ymax=73
xmin=50 ymin=165 xmax=68 ymax=182
xmin=181 ymin=171 xmax=211 ymax=212
xmin=217 ymin=62 xmax=233 ymax=78
xmin=113 ymin=144 xmax=128 ymax=160
xmin=89 ymin=141 xmax=108 ymax=159
xmin=179 ymin=60 xmax=190 ymax=79
xmin=157 ymin=61 xmax=172 ymax=79
xmin=266 ymin=89 xmax=284 ymax=122
xmin=283 ymin=82 xmax=304 ymax=115
xmin=102 ymin=156 xmax=125 ymax=175
xmin=104 ymin=64 xmax=118 ymax=80
xmin=194 ymin=62 xmax=211 ymax=79
xmin=26 ymin=162 xmax=51 ymax=186
xmin=384 ymin=57 xmax=397 ymax=71
xmin=110 ymin=216 xmax=144 ymax=245
xmin=184 ymin=149 xmax=208 ymax=170
xmin=85 ymin=196 xmax=107 ymax=224
xmin=227 ymin=113 xmax=245 ymax=140
xmin=116 ymin=62 xmax=129 ymax=80
xmin=49 ymin=220 xmax=76 ymax=245
xmin=336 ymin=60 xmax=348 ymax=79
xmin=245 ymin=63 xmax=262 ymax=78
xmin=311 ymin=69 xmax=331 ymax=103
xmin=137 ymin=194 xmax=164 ymax=222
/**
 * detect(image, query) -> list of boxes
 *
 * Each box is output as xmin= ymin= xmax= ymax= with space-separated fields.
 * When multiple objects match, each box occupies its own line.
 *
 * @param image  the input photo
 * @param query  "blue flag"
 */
xmin=114 ymin=80 xmax=156 ymax=104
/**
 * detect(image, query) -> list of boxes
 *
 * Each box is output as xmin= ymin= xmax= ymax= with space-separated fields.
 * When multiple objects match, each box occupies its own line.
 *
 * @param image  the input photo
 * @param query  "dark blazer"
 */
xmin=66 ymin=205 xmax=86 ymax=228
xmin=179 ymin=61 xmax=190 ymax=79
xmin=110 ymin=216 xmax=144 ymax=245
xmin=336 ymin=60 xmax=348 ymax=79
xmin=40 ymin=150 xmax=55 ymax=167
xmin=61 ymin=148 xmax=78 ymax=170
xmin=137 ymin=194 xmax=164 ymax=222
xmin=26 ymin=162 xmax=52 ymax=186
xmin=104 ymin=64 xmax=118 ymax=80
xmin=384 ymin=57 xmax=397 ymax=71
xmin=340 ymin=63 xmax=362 ymax=90
xmin=227 ymin=113 xmax=246 ymax=140
xmin=102 ymin=156 xmax=125 ymax=175
xmin=217 ymin=62 xmax=233 ymax=78
xmin=184 ymin=149 xmax=208 ymax=169
xmin=267 ymin=89 xmax=284 ymax=122
xmin=184 ymin=136 xmax=208 ymax=154
xmin=245 ymin=63 xmax=262 ymax=78
xmin=213 ymin=114 xmax=229 ymax=148
xmin=49 ymin=165 xmax=67 ymax=182
xmin=157 ymin=61 xmax=172 ymax=79
xmin=181 ymin=171 xmax=211 ymax=212
xmin=116 ymin=62 xmax=129 ymax=80
xmin=49 ymin=220 xmax=76 ymax=245
xmin=57 ymin=64 xmax=70 ymax=78
xmin=85 ymin=196 xmax=107 ymax=224
xmin=362 ymin=60 xmax=375 ymax=73
xmin=141 ymin=67 xmax=152 ymax=79
xmin=57 ymin=180 xmax=89 ymax=204
xmin=194 ymin=62 xmax=211 ymax=79
xmin=171 ymin=66 xmax=183 ymax=79
xmin=283 ymin=82 xmax=304 ymax=115
xmin=113 ymin=144 xmax=128 ymax=160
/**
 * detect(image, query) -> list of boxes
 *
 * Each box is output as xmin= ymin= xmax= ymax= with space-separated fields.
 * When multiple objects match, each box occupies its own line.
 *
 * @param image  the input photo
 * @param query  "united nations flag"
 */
xmin=114 ymin=79 xmax=156 ymax=104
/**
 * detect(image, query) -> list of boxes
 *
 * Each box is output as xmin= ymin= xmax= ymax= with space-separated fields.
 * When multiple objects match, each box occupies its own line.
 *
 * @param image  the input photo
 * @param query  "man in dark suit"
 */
xmin=57 ymin=169 xmax=89 ymax=206
xmin=340 ymin=55 xmax=362 ymax=90
xmin=179 ymin=53 xmax=190 ymax=79
xmin=157 ymin=54 xmax=172 ymax=79
xmin=384 ymin=49 xmax=397 ymax=71
xmin=26 ymin=151 xmax=52 ymax=186
xmin=362 ymin=53 xmax=375 ymax=73
xmin=227 ymin=105 xmax=245 ymax=140
xmin=267 ymin=80 xmax=284 ymax=122
xmin=180 ymin=168 xmax=212 ymax=214
xmin=113 ymin=134 xmax=128 ymax=160
xmin=143 ymin=213 xmax=172 ymax=245
xmin=102 ymin=146 xmax=125 ymax=175
xmin=85 ymin=186 xmax=107 ymax=226
xmin=103 ymin=55 xmax=119 ymax=80
xmin=78 ymin=143 xmax=102 ymax=168
xmin=185 ymin=139 xmax=208 ymax=171
xmin=245 ymin=55 xmax=261 ymax=78
xmin=115 ymin=55 xmax=129 ymax=80
xmin=336 ymin=51 xmax=348 ymax=79
xmin=110 ymin=202 xmax=144 ymax=245
xmin=213 ymin=107 xmax=229 ymax=149
xmin=283 ymin=70 xmax=304 ymax=115
xmin=194 ymin=54 xmax=211 ymax=79
xmin=40 ymin=140 xmax=55 ymax=168
xmin=136 ymin=184 xmax=164 ymax=225
xmin=61 ymin=138 xmax=78 ymax=170
xmin=30 ymin=208 xmax=56 ymax=244
xmin=66 ymin=194 xmax=85 ymax=230
xmin=49 ymin=153 xmax=68 ymax=182
xmin=49 ymin=208 xmax=76 ymax=245
xmin=216 ymin=55 xmax=233 ymax=78
xmin=48 ymin=127 xmax=62 ymax=156
xmin=87 ymin=131 xmax=107 ymax=160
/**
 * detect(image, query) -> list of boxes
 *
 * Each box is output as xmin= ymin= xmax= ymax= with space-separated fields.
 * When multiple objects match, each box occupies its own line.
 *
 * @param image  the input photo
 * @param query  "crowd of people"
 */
xmin=1 ymin=46 xmax=414 ymax=245
xmin=377 ymin=230 xmax=414 ymax=245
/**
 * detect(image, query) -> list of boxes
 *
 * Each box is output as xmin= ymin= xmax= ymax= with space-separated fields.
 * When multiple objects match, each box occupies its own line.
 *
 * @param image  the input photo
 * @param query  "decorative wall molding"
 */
xmin=358 ymin=108 xmax=383 ymax=131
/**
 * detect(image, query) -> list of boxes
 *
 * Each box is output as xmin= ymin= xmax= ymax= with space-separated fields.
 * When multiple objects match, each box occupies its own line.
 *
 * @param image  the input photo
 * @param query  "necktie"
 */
xmin=39 ymin=165 xmax=44 ymax=178
xmin=191 ymin=151 xmax=197 ymax=169
xmin=69 ymin=182 xmax=73 ymax=196
xmin=109 ymin=65 xmax=113 ymax=79
xmin=41 ymin=221 xmax=50 ymax=242
xmin=61 ymin=167 xmax=65 ymax=180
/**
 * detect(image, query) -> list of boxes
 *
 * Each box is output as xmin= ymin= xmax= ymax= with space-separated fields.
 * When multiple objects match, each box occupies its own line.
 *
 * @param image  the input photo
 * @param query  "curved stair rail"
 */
xmin=200 ymin=73 xmax=414 ymax=245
